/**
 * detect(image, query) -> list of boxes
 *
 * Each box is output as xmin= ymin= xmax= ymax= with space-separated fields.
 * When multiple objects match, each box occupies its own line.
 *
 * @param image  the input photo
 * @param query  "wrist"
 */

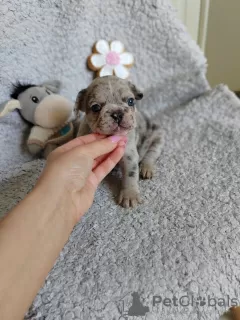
xmin=32 ymin=179 xmax=78 ymax=228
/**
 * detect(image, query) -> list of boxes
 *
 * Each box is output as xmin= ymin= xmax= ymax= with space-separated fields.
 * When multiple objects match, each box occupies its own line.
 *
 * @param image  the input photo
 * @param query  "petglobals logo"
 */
xmin=152 ymin=295 xmax=239 ymax=308
xmin=116 ymin=292 xmax=239 ymax=319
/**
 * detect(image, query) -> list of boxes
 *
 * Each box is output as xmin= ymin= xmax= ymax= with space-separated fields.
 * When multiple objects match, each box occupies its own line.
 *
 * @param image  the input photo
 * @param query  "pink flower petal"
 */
xmin=106 ymin=51 xmax=120 ymax=66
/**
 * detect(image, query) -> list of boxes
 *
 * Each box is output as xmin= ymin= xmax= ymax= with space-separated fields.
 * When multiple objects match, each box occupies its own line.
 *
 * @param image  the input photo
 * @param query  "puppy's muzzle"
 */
xmin=111 ymin=110 xmax=124 ymax=125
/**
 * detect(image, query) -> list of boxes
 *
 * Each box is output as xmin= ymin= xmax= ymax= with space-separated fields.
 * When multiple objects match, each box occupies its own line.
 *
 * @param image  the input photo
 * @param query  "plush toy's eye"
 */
xmin=127 ymin=98 xmax=135 ymax=106
xmin=91 ymin=104 xmax=101 ymax=112
xmin=32 ymin=96 xmax=39 ymax=103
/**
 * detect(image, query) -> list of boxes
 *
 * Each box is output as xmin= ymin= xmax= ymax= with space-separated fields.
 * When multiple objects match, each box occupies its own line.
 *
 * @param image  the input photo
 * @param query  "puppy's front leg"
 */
xmin=118 ymin=135 xmax=141 ymax=208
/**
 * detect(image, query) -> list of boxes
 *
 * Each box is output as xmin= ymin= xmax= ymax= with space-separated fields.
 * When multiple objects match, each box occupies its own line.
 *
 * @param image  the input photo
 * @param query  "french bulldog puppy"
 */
xmin=76 ymin=76 xmax=163 ymax=208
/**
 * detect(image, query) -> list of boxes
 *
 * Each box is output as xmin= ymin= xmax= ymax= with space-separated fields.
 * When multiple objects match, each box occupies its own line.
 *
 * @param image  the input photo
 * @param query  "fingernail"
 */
xmin=109 ymin=135 xmax=123 ymax=143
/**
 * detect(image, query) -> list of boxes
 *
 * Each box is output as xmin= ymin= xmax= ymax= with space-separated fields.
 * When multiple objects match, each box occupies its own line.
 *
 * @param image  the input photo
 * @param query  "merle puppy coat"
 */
xmin=76 ymin=76 xmax=162 ymax=208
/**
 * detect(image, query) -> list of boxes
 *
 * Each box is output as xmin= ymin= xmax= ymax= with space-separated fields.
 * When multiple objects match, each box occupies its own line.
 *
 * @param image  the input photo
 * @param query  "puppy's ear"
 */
xmin=76 ymin=89 xmax=87 ymax=113
xmin=128 ymin=82 xmax=143 ymax=100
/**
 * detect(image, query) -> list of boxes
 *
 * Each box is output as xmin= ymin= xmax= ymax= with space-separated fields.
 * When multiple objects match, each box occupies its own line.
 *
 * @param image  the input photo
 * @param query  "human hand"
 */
xmin=36 ymin=134 xmax=127 ymax=223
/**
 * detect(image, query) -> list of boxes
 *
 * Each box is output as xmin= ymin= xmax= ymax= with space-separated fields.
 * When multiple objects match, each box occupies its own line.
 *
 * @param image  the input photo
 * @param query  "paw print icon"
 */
xmin=196 ymin=296 xmax=206 ymax=307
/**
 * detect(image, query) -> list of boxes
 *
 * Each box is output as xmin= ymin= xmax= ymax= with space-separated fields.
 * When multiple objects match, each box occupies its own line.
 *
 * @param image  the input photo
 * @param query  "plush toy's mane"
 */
xmin=10 ymin=82 xmax=37 ymax=99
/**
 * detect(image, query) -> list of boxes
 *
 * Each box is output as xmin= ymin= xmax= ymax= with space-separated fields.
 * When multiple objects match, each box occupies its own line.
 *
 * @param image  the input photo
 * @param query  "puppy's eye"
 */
xmin=91 ymin=104 xmax=101 ymax=112
xmin=127 ymin=98 xmax=135 ymax=106
xmin=32 ymin=96 xmax=39 ymax=103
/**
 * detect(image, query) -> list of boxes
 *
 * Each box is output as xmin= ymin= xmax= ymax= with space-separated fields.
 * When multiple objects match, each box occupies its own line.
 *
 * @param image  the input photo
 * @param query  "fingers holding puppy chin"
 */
xmin=39 ymin=136 xmax=126 ymax=194
xmin=71 ymin=135 xmax=127 ymax=161
xmin=48 ymin=133 xmax=106 ymax=158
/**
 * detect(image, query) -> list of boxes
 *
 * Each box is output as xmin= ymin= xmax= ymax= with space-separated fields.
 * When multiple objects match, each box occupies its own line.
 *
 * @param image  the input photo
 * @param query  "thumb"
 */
xmin=72 ymin=135 xmax=127 ymax=160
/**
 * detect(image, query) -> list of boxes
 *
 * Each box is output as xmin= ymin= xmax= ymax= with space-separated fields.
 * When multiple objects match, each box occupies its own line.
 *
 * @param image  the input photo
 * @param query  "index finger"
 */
xmin=76 ymin=135 xmax=127 ymax=160
xmin=54 ymin=133 xmax=106 ymax=154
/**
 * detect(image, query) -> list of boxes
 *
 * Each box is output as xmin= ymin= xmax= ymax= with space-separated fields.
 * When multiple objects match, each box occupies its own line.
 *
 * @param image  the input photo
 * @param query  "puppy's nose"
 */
xmin=111 ymin=111 xmax=123 ymax=124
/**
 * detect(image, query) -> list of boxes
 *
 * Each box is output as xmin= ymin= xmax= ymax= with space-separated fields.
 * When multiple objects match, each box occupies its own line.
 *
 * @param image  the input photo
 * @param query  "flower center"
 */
xmin=106 ymin=51 xmax=120 ymax=66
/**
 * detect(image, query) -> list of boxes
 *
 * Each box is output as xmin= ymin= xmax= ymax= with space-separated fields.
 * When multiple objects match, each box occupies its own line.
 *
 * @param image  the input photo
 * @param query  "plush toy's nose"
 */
xmin=34 ymin=95 xmax=73 ymax=128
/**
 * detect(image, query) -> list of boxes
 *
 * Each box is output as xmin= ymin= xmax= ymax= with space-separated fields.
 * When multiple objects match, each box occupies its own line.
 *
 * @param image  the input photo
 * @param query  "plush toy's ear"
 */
xmin=42 ymin=80 xmax=62 ymax=93
xmin=76 ymin=89 xmax=87 ymax=113
xmin=128 ymin=81 xmax=144 ymax=100
xmin=0 ymin=100 xmax=21 ymax=117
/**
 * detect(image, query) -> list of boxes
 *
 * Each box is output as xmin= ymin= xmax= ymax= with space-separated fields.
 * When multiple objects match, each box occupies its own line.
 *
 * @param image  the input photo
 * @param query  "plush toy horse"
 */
xmin=0 ymin=80 xmax=75 ymax=158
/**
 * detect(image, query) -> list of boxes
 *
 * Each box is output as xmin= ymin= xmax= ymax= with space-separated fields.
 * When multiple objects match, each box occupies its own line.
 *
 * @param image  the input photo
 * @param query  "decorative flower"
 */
xmin=88 ymin=40 xmax=134 ymax=79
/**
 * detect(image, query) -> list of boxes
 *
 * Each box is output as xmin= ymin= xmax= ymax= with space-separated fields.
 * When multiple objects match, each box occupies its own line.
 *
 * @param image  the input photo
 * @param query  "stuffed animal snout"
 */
xmin=34 ymin=94 xmax=73 ymax=128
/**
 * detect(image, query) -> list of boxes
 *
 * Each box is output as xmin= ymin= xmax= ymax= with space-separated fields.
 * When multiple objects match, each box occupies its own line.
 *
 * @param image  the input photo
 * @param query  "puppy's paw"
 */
xmin=140 ymin=162 xmax=154 ymax=179
xmin=118 ymin=189 xmax=142 ymax=208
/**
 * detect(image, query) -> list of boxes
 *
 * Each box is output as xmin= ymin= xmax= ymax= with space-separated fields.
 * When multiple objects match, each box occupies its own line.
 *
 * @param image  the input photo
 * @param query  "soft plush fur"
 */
xmin=76 ymin=76 xmax=163 ymax=208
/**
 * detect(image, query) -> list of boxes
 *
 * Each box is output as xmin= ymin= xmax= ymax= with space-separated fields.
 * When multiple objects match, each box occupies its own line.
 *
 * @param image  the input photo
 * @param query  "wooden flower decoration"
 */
xmin=88 ymin=40 xmax=134 ymax=79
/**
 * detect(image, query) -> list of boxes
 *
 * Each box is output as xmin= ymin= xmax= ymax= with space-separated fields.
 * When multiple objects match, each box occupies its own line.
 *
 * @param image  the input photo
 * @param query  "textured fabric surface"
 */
xmin=1 ymin=85 xmax=240 ymax=320
xmin=0 ymin=0 xmax=208 ymax=107
xmin=0 ymin=112 xmax=34 ymax=170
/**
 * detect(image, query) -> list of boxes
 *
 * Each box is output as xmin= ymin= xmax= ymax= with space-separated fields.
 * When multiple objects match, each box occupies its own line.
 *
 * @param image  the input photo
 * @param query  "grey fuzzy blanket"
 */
xmin=1 ymin=1 xmax=239 ymax=320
